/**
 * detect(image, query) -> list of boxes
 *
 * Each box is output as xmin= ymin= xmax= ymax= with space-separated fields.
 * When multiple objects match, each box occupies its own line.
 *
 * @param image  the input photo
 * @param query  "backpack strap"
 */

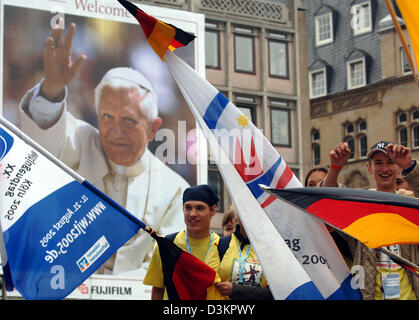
xmin=217 ymin=234 xmax=232 ymax=261
xmin=165 ymin=232 xmax=179 ymax=242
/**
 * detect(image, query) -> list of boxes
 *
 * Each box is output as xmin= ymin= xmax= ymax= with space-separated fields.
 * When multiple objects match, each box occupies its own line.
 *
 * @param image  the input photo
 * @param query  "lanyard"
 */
xmin=185 ymin=231 xmax=213 ymax=261
xmin=238 ymin=240 xmax=252 ymax=284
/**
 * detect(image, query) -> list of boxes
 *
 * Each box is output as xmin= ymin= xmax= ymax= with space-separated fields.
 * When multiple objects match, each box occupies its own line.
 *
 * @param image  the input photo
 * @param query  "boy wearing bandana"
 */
xmin=143 ymin=184 xmax=221 ymax=300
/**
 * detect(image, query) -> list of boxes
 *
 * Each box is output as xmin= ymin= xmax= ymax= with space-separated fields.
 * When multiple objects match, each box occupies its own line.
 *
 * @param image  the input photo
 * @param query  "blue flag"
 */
xmin=0 ymin=120 xmax=145 ymax=300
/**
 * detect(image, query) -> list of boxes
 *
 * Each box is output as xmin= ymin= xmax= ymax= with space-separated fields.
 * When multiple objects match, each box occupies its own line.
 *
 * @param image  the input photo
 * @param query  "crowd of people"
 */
xmin=16 ymin=22 xmax=418 ymax=301
xmin=144 ymin=140 xmax=418 ymax=300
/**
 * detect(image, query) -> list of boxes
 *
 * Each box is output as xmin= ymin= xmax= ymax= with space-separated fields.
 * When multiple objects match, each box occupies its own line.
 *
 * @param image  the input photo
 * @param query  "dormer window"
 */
xmin=347 ymin=57 xmax=366 ymax=89
xmin=315 ymin=12 xmax=333 ymax=46
xmin=351 ymin=1 xmax=372 ymax=36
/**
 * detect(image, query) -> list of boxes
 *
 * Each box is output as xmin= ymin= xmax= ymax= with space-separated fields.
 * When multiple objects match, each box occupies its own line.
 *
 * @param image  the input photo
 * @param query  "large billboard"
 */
xmin=0 ymin=0 xmax=206 ymax=299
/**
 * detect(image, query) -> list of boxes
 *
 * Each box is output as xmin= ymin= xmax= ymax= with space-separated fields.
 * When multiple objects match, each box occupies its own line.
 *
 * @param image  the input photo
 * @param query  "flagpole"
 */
xmin=384 ymin=0 xmax=418 ymax=84
xmin=378 ymin=247 xmax=419 ymax=277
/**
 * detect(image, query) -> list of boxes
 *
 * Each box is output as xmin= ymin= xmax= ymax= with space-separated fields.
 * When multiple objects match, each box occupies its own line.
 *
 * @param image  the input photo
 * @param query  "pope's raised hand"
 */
xmin=40 ymin=21 xmax=86 ymax=101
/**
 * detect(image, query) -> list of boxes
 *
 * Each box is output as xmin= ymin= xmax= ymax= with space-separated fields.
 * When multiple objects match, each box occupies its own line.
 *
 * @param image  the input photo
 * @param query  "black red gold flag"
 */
xmin=117 ymin=0 xmax=196 ymax=60
xmin=148 ymin=231 xmax=217 ymax=300
xmin=261 ymin=186 xmax=419 ymax=249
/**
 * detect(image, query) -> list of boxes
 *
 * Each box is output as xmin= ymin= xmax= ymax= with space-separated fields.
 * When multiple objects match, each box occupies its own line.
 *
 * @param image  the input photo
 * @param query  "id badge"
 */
xmin=382 ymin=273 xmax=401 ymax=300
xmin=230 ymin=259 xmax=263 ymax=286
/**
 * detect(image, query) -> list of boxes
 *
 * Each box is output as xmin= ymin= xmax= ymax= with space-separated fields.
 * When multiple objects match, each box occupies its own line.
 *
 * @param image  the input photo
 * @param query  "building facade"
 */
xmin=139 ymin=0 xmax=310 ymax=232
xmin=305 ymin=0 xmax=419 ymax=189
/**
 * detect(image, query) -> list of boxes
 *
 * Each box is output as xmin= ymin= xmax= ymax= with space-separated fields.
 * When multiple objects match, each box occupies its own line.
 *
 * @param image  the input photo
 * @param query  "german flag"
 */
xmin=118 ymin=0 xmax=196 ymax=60
xmin=148 ymin=230 xmax=217 ymax=300
xmin=261 ymin=187 xmax=419 ymax=249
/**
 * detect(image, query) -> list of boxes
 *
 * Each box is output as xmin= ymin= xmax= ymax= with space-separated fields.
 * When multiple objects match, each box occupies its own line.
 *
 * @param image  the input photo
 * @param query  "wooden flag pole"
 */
xmin=384 ymin=0 xmax=419 ymax=85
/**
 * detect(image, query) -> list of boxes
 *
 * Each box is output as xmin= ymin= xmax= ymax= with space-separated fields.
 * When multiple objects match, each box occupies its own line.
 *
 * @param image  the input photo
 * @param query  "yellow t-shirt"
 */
xmin=143 ymin=230 xmax=221 ymax=300
xmin=374 ymin=245 xmax=416 ymax=300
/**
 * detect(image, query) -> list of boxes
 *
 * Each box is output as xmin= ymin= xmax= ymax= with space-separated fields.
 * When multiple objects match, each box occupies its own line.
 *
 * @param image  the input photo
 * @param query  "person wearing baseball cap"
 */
xmin=143 ymin=184 xmax=221 ymax=300
xmin=324 ymin=140 xmax=417 ymax=193
xmin=366 ymin=141 xmax=393 ymax=160
xmin=322 ymin=140 xmax=419 ymax=300
xmin=365 ymin=141 xmax=417 ymax=193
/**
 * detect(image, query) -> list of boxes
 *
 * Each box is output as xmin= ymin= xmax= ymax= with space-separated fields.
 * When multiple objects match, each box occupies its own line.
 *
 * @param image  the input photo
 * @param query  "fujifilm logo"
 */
xmin=91 ymin=286 xmax=132 ymax=296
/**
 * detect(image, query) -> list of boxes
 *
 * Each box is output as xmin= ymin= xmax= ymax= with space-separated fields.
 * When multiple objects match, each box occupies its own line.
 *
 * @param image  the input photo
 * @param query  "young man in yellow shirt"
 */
xmin=143 ymin=184 xmax=221 ymax=300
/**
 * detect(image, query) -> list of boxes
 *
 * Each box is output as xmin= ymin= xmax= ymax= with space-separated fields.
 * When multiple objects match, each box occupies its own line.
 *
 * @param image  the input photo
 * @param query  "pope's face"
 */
xmin=98 ymin=85 xmax=160 ymax=166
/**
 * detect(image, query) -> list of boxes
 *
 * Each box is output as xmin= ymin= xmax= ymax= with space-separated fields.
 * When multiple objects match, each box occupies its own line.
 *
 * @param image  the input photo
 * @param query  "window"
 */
xmin=343 ymin=121 xmax=356 ymax=159
xmin=412 ymin=110 xmax=419 ymax=148
xmin=344 ymin=136 xmax=355 ymax=159
xmin=270 ymin=108 xmax=290 ymax=146
xmin=291 ymin=168 xmax=300 ymax=181
xmin=234 ymin=27 xmax=255 ymax=73
xmin=396 ymin=111 xmax=409 ymax=147
xmin=413 ymin=125 xmax=419 ymax=148
xmin=347 ymin=58 xmax=366 ymax=89
xmin=205 ymin=27 xmax=220 ymax=69
xmin=358 ymin=119 xmax=367 ymax=131
xmin=312 ymin=129 xmax=320 ymax=141
xmin=401 ymin=47 xmax=412 ymax=75
xmin=235 ymin=95 xmax=257 ymax=123
xmin=398 ymin=127 xmax=408 ymax=147
xmin=344 ymin=120 xmax=368 ymax=159
xmin=309 ymin=69 xmax=327 ymax=98
xmin=237 ymin=106 xmax=254 ymax=123
xmin=312 ymin=144 xmax=321 ymax=165
xmin=357 ymin=120 xmax=367 ymax=158
xmin=345 ymin=123 xmax=354 ymax=135
xmin=208 ymin=164 xmax=224 ymax=211
xmin=268 ymin=39 xmax=288 ymax=78
xmin=315 ymin=13 xmax=333 ymax=46
xmin=312 ymin=129 xmax=320 ymax=165
xmin=359 ymin=134 xmax=368 ymax=158
xmin=398 ymin=112 xmax=407 ymax=124
xmin=351 ymin=1 xmax=372 ymax=36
